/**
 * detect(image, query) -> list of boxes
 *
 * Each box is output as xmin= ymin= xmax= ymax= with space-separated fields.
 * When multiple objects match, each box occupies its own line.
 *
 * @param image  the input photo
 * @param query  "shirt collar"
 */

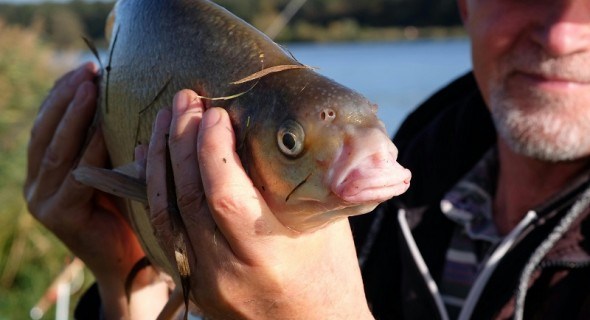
xmin=440 ymin=148 xmax=500 ymax=243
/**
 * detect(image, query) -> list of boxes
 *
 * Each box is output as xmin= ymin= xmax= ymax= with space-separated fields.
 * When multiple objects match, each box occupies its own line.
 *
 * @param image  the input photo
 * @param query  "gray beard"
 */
xmin=489 ymin=86 xmax=590 ymax=162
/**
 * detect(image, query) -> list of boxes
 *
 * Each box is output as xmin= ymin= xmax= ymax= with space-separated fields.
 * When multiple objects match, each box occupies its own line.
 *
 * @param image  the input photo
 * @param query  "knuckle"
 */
xmin=168 ymin=133 xmax=195 ymax=157
xmin=150 ymin=205 xmax=170 ymax=234
xmin=167 ymin=132 xmax=183 ymax=147
xmin=149 ymin=206 xmax=177 ymax=251
xmin=209 ymin=192 xmax=242 ymax=217
xmin=176 ymin=182 xmax=204 ymax=213
xmin=41 ymin=145 xmax=63 ymax=169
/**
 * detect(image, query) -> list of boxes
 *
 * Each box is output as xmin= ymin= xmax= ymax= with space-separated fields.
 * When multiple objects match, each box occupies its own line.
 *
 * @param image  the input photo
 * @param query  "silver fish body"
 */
xmin=98 ymin=0 xmax=411 ymax=281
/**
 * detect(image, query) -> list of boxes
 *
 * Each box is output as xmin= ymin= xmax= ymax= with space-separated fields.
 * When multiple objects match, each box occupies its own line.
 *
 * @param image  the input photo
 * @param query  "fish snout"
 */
xmin=329 ymin=128 xmax=411 ymax=204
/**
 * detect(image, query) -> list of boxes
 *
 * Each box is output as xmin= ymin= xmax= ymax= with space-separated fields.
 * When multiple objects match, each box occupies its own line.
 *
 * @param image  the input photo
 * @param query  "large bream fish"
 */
xmin=76 ymin=0 xmax=411 ymax=315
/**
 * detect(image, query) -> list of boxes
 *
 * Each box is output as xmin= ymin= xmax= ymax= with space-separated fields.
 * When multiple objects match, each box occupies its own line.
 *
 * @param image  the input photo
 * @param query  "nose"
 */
xmin=532 ymin=0 xmax=590 ymax=57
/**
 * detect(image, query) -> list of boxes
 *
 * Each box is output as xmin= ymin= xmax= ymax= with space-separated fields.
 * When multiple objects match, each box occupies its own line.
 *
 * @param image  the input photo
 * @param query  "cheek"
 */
xmin=466 ymin=6 xmax=530 ymax=100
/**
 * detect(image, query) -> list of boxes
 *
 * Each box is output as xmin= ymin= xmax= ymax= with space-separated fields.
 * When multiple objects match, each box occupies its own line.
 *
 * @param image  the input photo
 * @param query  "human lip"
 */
xmin=511 ymin=70 xmax=590 ymax=90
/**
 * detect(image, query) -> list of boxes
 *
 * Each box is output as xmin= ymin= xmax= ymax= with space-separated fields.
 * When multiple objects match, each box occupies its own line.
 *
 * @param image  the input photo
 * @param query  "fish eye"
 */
xmin=277 ymin=120 xmax=305 ymax=157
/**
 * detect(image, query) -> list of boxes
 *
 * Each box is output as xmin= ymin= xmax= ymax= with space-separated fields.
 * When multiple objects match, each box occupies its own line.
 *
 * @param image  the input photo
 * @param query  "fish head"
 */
xmin=241 ymin=70 xmax=411 ymax=232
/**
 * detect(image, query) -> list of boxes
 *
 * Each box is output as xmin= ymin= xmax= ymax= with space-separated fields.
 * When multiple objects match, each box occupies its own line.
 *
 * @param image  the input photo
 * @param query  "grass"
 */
xmin=0 ymin=20 xmax=92 ymax=320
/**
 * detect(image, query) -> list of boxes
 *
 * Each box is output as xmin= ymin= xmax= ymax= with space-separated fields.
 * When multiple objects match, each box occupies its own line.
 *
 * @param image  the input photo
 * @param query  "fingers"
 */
xmin=168 ymin=90 xmax=204 ymax=215
xmin=40 ymin=62 xmax=97 ymax=114
xmin=33 ymin=81 xmax=98 ymax=200
xmin=146 ymin=109 xmax=177 ymax=261
xmin=40 ymin=127 xmax=108 ymax=233
xmin=134 ymin=144 xmax=148 ymax=181
xmin=197 ymin=108 xmax=281 ymax=254
xmin=27 ymin=63 xmax=97 ymax=183
xmin=147 ymin=91 xmax=214 ymax=263
xmin=78 ymin=126 xmax=109 ymax=169
xmin=56 ymin=126 xmax=109 ymax=210
xmin=147 ymin=93 xmax=278 ymax=267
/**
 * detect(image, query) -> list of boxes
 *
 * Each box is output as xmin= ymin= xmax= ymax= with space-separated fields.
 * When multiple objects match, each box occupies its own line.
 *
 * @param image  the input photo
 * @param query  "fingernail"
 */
xmin=188 ymin=96 xmax=204 ymax=113
xmin=174 ymin=91 xmax=189 ymax=114
xmin=201 ymin=108 xmax=221 ymax=129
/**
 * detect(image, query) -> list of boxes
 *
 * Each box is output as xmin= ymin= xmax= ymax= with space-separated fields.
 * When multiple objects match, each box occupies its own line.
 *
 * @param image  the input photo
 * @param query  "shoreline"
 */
xmin=274 ymin=24 xmax=466 ymax=43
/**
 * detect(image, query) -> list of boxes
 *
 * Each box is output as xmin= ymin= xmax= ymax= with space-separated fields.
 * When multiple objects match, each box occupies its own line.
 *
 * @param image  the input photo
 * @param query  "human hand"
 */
xmin=24 ymin=63 xmax=168 ymax=319
xmin=144 ymin=89 xmax=374 ymax=319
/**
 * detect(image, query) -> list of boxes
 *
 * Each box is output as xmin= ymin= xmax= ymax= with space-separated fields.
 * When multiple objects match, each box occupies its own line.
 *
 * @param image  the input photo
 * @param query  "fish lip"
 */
xmin=325 ymin=127 xmax=411 ymax=204
xmin=333 ymin=162 xmax=411 ymax=204
xmin=330 ymin=146 xmax=410 ymax=200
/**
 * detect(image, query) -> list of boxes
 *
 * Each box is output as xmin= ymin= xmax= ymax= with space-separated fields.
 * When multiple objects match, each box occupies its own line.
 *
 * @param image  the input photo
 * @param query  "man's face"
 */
xmin=460 ymin=0 xmax=590 ymax=161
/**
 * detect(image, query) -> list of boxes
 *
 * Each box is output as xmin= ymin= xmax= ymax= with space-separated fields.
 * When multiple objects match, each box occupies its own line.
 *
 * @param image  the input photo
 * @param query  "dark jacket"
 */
xmin=350 ymin=72 xmax=590 ymax=320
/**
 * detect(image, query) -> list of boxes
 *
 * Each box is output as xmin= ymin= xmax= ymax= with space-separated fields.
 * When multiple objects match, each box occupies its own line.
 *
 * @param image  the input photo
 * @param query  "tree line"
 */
xmin=216 ymin=0 xmax=461 ymax=27
xmin=0 ymin=0 xmax=462 ymax=48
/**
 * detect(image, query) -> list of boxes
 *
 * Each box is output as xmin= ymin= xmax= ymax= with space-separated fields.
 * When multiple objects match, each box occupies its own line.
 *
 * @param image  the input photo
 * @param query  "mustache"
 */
xmin=503 ymin=50 xmax=590 ymax=83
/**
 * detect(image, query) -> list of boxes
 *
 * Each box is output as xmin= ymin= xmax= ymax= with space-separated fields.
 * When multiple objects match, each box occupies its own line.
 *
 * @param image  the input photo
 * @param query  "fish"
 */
xmin=75 ymin=0 xmax=411 ymax=316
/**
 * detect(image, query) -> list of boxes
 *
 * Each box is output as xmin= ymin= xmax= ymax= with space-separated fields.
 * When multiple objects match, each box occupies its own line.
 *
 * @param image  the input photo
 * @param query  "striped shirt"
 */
xmin=439 ymin=148 xmax=501 ymax=319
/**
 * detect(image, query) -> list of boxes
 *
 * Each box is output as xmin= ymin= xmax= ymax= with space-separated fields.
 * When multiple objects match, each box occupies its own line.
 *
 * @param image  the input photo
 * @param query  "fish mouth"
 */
xmin=332 ymin=153 xmax=411 ymax=204
xmin=277 ymin=124 xmax=411 ymax=231
xmin=328 ymin=127 xmax=411 ymax=204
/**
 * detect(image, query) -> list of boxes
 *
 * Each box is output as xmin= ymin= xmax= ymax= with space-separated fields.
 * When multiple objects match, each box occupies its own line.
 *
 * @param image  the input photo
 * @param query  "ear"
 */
xmin=457 ymin=0 xmax=469 ymax=23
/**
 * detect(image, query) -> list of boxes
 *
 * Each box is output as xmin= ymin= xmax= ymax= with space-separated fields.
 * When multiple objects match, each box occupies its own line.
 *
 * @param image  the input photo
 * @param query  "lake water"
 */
xmin=83 ymin=38 xmax=472 ymax=136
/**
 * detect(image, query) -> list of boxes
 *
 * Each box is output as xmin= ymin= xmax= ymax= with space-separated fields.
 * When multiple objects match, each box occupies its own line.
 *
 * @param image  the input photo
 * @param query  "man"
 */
xmin=25 ymin=0 xmax=590 ymax=318
xmin=355 ymin=1 xmax=590 ymax=318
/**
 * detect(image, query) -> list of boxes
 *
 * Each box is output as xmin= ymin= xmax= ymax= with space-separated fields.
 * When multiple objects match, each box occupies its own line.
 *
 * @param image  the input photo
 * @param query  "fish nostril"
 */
xmin=320 ymin=108 xmax=336 ymax=122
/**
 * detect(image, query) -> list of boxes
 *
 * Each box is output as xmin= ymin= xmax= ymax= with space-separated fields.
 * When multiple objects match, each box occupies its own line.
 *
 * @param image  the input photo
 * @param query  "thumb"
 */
xmin=197 ymin=108 xmax=283 ymax=255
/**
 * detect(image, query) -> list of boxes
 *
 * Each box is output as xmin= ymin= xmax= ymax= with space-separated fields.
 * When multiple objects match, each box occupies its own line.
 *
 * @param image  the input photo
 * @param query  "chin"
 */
xmin=489 ymin=85 xmax=590 ymax=162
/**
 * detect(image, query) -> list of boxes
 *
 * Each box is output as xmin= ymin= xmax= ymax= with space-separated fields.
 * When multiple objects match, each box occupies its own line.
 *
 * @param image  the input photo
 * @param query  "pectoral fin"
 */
xmin=73 ymin=149 xmax=193 ymax=320
xmin=72 ymin=166 xmax=147 ymax=203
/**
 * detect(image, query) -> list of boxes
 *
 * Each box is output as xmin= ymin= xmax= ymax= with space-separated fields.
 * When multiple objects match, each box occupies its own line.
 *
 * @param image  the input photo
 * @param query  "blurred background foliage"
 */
xmin=0 ymin=19 xmax=89 ymax=320
xmin=0 ymin=0 xmax=464 ymax=318
xmin=0 ymin=0 xmax=463 ymax=47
